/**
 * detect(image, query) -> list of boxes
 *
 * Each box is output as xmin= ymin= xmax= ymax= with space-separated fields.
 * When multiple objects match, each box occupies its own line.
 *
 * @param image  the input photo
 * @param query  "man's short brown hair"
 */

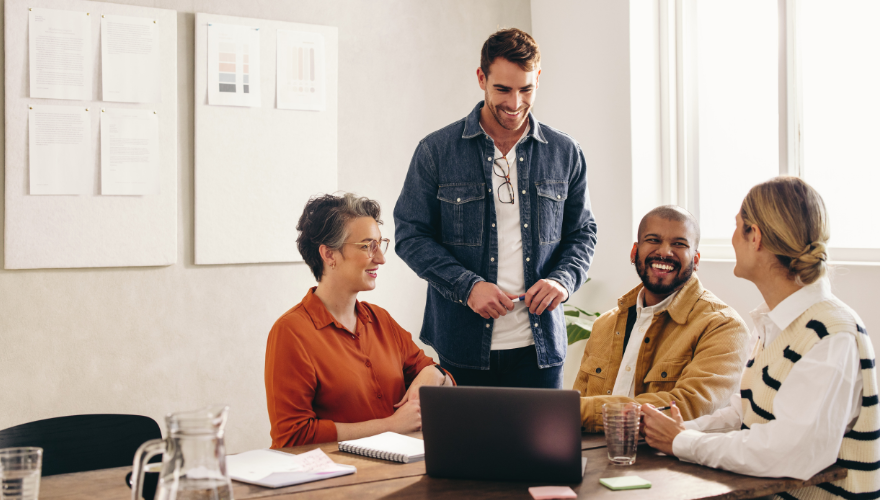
xmin=480 ymin=28 xmax=541 ymax=77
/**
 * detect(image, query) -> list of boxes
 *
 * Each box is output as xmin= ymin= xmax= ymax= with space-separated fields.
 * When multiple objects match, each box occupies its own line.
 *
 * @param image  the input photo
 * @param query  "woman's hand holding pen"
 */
xmin=641 ymin=401 xmax=686 ymax=456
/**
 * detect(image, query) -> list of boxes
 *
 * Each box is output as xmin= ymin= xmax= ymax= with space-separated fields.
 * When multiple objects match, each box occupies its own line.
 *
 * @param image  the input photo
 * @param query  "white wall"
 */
xmin=532 ymin=0 xmax=880 ymax=392
xmin=0 ymin=0 xmax=531 ymax=452
xmin=532 ymin=0 xmax=635 ymax=387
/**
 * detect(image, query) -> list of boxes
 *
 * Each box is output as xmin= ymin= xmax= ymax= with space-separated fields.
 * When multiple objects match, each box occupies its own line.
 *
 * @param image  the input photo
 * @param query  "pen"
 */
xmin=655 ymin=406 xmax=671 ymax=411
xmin=511 ymin=295 xmax=526 ymax=303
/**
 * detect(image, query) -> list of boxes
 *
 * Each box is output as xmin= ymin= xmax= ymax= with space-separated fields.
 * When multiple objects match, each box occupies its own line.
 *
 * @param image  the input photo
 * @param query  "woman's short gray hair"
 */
xmin=296 ymin=193 xmax=382 ymax=281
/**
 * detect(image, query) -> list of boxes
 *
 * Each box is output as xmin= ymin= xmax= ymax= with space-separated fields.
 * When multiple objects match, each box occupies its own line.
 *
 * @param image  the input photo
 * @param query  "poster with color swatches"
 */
xmin=207 ymin=23 xmax=261 ymax=107
xmin=276 ymin=30 xmax=325 ymax=111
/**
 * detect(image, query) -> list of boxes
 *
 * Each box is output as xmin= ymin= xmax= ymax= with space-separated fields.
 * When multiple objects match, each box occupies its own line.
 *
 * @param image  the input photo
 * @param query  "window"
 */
xmin=631 ymin=0 xmax=880 ymax=261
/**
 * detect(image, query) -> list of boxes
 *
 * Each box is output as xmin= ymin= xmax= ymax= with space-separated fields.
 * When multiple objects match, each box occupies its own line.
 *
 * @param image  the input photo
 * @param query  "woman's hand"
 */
xmin=395 ymin=365 xmax=446 ymax=408
xmin=642 ymin=401 xmax=686 ymax=456
xmin=386 ymin=399 xmax=422 ymax=434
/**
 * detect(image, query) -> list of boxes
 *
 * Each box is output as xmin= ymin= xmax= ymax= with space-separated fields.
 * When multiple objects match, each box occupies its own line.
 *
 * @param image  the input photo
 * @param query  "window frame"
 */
xmin=652 ymin=0 xmax=880 ymax=263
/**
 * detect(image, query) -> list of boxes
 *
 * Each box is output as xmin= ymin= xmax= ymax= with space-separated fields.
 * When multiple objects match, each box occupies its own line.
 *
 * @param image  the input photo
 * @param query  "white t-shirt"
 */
xmin=487 ymin=125 xmax=534 ymax=350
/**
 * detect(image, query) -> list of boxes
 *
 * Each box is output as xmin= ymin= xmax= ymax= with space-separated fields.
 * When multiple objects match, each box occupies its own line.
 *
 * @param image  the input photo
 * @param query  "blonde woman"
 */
xmin=642 ymin=177 xmax=878 ymax=499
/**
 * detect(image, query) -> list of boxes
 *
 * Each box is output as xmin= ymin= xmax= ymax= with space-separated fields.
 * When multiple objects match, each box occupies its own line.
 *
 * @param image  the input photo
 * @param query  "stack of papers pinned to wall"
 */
xmin=226 ymin=448 xmax=355 ymax=488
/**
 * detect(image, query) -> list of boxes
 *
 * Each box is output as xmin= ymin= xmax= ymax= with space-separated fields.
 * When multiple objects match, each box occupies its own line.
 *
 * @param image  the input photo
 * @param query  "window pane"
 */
xmin=697 ymin=0 xmax=778 ymax=241
xmin=801 ymin=0 xmax=880 ymax=249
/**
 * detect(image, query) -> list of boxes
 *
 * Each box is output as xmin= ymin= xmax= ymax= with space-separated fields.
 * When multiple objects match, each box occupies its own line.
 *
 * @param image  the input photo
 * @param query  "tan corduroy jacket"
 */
xmin=573 ymin=274 xmax=750 ymax=432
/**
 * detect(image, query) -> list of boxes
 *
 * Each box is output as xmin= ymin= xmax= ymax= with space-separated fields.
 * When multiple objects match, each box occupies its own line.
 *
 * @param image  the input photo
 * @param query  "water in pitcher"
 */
xmin=156 ymin=478 xmax=232 ymax=500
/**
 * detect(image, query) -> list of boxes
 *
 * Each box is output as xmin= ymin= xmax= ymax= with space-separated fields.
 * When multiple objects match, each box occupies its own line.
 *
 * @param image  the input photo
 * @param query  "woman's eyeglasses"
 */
xmin=493 ymin=157 xmax=515 ymax=204
xmin=343 ymin=238 xmax=390 ymax=257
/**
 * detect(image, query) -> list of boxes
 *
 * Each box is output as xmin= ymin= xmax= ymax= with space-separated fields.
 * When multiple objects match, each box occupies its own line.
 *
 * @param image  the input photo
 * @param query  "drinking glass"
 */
xmin=0 ymin=447 xmax=42 ymax=500
xmin=602 ymin=402 xmax=640 ymax=465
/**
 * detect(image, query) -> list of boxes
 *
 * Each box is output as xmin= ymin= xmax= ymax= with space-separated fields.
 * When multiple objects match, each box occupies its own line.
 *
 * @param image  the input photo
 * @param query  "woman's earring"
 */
xmin=329 ymin=262 xmax=336 ymax=270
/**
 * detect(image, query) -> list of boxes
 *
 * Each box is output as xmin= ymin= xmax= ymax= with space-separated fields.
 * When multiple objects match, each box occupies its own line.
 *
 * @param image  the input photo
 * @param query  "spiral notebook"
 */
xmin=338 ymin=432 xmax=425 ymax=463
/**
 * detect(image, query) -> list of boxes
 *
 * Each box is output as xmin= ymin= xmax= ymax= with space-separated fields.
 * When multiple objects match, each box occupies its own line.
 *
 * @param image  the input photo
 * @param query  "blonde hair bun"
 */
xmin=740 ymin=176 xmax=830 ymax=286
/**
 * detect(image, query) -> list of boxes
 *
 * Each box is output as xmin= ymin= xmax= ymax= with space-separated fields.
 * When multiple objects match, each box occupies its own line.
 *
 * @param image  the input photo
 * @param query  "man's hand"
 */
xmin=467 ymin=282 xmax=516 ymax=319
xmin=642 ymin=402 xmax=686 ymax=456
xmin=524 ymin=279 xmax=569 ymax=315
xmin=395 ymin=365 xmax=445 ymax=407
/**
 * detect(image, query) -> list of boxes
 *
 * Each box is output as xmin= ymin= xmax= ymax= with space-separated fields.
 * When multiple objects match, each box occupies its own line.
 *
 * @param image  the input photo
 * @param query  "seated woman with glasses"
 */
xmin=265 ymin=193 xmax=454 ymax=448
xmin=641 ymin=177 xmax=878 ymax=499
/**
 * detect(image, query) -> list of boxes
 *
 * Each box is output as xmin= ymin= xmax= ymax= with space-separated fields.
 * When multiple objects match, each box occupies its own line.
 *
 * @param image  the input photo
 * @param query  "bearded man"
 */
xmin=574 ymin=206 xmax=750 ymax=432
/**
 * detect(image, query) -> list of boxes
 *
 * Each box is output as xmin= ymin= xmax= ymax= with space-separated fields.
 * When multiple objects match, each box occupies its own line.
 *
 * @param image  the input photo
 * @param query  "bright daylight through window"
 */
xmin=643 ymin=0 xmax=879 ymax=260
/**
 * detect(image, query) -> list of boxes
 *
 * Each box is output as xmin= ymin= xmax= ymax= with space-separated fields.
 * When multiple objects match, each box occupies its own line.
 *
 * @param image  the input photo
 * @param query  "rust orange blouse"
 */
xmin=265 ymin=288 xmax=437 ymax=448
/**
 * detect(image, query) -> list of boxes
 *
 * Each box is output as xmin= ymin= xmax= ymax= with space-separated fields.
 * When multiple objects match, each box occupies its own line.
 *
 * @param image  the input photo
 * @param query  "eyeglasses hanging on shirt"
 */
xmin=493 ymin=156 xmax=515 ymax=205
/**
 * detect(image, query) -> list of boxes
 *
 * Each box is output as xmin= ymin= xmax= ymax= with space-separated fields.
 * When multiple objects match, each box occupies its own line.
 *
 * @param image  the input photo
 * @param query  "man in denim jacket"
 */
xmin=393 ymin=28 xmax=598 ymax=388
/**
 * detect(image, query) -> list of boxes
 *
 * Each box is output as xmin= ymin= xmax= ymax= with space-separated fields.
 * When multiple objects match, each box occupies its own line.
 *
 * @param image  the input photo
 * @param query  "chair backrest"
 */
xmin=0 ymin=414 xmax=161 ymax=476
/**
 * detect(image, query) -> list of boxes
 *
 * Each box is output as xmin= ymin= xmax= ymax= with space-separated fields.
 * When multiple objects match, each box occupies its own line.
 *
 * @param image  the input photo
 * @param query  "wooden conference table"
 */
xmin=40 ymin=433 xmax=844 ymax=500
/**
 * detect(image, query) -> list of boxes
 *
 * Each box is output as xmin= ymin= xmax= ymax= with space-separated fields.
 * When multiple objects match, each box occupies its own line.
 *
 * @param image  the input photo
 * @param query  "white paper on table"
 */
xmin=100 ymin=108 xmax=160 ymax=195
xmin=29 ymin=105 xmax=91 ymax=195
xmin=207 ymin=23 xmax=261 ymax=107
xmin=29 ymin=8 xmax=92 ymax=101
xmin=226 ymin=449 xmax=355 ymax=489
xmin=101 ymin=14 xmax=161 ymax=103
xmin=276 ymin=30 xmax=325 ymax=111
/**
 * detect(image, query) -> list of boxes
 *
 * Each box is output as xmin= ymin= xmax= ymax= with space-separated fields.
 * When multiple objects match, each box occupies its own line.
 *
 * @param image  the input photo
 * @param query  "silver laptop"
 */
xmin=419 ymin=386 xmax=585 ymax=483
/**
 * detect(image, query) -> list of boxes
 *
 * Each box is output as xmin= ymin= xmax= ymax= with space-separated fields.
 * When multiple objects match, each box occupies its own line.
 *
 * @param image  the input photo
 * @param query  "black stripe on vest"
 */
xmin=807 ymin=319 xmax=830 ymax=339
xmin=783 ymin=346 xmax=802 ymax=363
xmin=844 ymin=428 xmax=880 ymax=441
xmin=762 ymin=366 xmax=782 ymax=390
xmin=776 ymin=492 xmax=799 ymax=500
xmin=817 ymin=482 xmax=880 ymax=500
xmin=741 ymin=422 xmax=749 ymax=430
xmin=741 ymin=389 xmax=776 ymax=421
xmin=746 ymin=358 xmax=754 ymax=368
xmin=862 ymin=358 xmax=876 ymax=370
xmin=837 ymin=457 xmax=880 ymax=472
xmin=865 ymin=395 xmax=879 ymax=407
xmin=858 ymin=324 xmax=868 ymax=335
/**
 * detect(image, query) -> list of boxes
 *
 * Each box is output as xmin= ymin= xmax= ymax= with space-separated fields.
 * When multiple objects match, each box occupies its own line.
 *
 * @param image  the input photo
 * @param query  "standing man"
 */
xmin=393 ymin=28 xmax=598 ymax=388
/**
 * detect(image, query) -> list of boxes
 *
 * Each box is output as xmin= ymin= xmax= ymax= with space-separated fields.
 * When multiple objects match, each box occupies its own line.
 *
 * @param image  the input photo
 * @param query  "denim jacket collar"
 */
xmin=461 ymin=101 xmax=548 ymax=144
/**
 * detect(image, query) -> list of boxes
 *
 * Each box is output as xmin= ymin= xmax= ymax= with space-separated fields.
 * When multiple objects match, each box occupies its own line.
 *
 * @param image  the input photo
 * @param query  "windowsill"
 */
xmin=700 ymin=258 xmax=880 ymax=267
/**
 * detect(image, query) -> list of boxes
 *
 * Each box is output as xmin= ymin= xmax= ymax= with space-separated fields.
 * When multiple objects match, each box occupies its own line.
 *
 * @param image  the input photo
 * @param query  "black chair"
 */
xmin=0 ymin=414 xmax=161 ymax=476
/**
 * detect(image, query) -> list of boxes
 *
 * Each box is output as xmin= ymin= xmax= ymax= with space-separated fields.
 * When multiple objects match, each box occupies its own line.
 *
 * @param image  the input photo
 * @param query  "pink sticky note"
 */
xmin=528 ymin=486 xmax=577 ymax=499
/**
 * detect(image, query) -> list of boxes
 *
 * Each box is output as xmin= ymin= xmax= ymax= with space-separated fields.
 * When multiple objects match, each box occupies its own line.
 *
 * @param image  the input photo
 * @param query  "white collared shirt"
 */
xmin=486 ymin=125 xmax=534 ymax=350
xmin=672 ymin=278 xmax=863 ymax=480
xmin=611 ymin=288 xmax=680 ymax=398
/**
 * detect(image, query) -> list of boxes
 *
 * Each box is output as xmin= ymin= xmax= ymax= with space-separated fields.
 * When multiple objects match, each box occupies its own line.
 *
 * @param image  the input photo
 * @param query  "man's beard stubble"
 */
xmin=634 ymin=249 xmax=695 ymax=296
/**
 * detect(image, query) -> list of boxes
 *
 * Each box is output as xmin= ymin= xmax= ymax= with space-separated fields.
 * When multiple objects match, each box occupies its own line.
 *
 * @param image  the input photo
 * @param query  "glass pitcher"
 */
xmin=131 ymin=405 xmax=233 ymax=500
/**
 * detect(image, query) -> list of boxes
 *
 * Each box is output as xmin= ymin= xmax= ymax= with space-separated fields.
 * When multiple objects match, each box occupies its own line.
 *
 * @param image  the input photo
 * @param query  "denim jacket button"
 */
xmin=490 ymin=257 xmax=494 ymax=262
xmin=456 ymin=198 xmax=461 ymax=202
xmin=523 ymin=224 xmax=528 ymax=228
xmin=486 ymin=323 xmax=490 ymax=328
xmin=557 ymin=195 xmax=561 ymax=199
xmin=488 ymin=188 xmax=492 ymax=193
xmin=487 ymin=157 xmax=492 ymax=161
xmin=520 ymin=157 xmax=524 ymax=162
xmin=521 ymin=190 xmax=526 ymax=194
xmin=526 ymin=257 xmax=530 ymax=262
xmin=534 ymin=323 xmax=538 ymax=327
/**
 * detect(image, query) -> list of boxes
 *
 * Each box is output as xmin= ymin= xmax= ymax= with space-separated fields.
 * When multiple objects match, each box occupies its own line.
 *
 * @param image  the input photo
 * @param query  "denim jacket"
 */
xmin=393 ymin=102 xmax=598 ymax=370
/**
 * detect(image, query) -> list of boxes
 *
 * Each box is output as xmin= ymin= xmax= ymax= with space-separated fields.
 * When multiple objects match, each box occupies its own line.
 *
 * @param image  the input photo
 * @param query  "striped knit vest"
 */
xmin=740 ymin=299 xmax=879 ymax=500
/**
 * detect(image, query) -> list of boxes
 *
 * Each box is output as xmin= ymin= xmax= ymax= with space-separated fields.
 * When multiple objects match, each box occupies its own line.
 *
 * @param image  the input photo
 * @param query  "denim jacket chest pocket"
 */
xmin=535 ymin=180 xmax=568 ymax=244
xmin=437 ymin=183 xmax=485 ymax=246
